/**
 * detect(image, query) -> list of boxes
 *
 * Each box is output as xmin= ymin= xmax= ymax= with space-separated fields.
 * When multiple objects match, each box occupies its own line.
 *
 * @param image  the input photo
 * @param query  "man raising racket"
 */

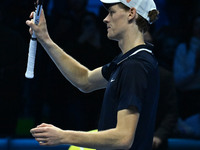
xmin=27 ymin=0 xmax=160 ymax=149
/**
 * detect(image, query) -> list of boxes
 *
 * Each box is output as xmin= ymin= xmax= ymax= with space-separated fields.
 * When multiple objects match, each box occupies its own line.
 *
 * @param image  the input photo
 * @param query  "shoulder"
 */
xmin=119 ymin=55 xmax=157 ymax=80
xmin=122 ymin=52 xmax=158 ymax=70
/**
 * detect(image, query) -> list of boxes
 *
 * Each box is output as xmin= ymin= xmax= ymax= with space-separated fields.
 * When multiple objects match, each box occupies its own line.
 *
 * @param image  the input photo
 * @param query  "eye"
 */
xmin=109 ymin=10 xmax=115 ymax=16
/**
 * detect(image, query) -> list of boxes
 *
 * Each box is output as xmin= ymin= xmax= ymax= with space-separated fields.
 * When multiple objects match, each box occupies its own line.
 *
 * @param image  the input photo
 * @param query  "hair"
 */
xmin=118 ymin=3 xmax=159 ymax=33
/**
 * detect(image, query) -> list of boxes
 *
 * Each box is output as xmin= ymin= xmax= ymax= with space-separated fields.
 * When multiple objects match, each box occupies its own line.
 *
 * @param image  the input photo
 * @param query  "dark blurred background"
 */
xmin=0 ymin=1 xmax=200 ymax=149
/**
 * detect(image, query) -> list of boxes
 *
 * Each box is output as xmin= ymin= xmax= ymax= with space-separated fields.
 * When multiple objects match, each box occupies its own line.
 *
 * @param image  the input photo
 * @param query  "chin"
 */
xmin=107 ymin=34 xmax=118 ymax=41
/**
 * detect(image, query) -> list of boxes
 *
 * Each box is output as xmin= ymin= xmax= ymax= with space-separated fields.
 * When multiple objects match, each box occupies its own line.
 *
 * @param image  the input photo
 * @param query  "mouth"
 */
xmin=107 ymin=26 xmax=111 ymax=30
xmin=106 ymin=24 xmax=111 ymax=28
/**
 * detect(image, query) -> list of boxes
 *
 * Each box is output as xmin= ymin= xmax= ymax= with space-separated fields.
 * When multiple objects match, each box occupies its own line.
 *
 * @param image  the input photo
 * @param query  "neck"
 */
xmin=118 ymin=27 xmax=145 ymax=54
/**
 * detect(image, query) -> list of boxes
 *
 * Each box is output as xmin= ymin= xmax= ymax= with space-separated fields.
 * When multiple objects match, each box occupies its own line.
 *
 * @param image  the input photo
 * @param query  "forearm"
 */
xmin=26 ymin=13 xmax=90 ymax=91
xmin=31 ymin=110 xmax=137 ymax=149
xmin=61 ymin=109 xmax=138 ymax=149
xmin=62 ymin=129 xmax=132 ymax=150
xmin=40 ymin=37 xmax=90 ymax=92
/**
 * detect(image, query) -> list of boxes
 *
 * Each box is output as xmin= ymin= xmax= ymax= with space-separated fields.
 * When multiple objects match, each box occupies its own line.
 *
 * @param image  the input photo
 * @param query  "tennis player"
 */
xmin=27 ymin=0 xmax=160 ymax=149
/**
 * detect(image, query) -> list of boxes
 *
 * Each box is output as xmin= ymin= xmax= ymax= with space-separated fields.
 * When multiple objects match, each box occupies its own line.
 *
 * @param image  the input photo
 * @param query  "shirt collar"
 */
xmin=114 ymin=43 xmax=154 ymax=65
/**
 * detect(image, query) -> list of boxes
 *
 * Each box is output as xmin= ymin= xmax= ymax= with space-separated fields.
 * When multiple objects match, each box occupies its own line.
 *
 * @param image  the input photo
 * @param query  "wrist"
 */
xmin=40 ymin=36 xmax=54 ymax=50
xmin=60 ymin=130 xmax=71 ymax=145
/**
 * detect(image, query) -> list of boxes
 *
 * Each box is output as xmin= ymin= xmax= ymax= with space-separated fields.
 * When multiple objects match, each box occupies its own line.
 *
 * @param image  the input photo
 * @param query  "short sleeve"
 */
xmin=117 ymin=59 xmax=149 ymax=113
xmin=102 ymin=62 xmax=118 ymax=81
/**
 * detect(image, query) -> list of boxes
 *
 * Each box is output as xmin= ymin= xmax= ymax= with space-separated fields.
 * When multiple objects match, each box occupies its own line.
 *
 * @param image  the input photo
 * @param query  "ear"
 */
xmin=128 ymin=7 xmax=137 ymax=21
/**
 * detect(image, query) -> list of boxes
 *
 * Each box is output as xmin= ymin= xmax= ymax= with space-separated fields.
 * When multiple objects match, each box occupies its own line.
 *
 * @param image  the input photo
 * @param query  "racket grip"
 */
xmin=25 ymin=39 xmax=37 ymax=79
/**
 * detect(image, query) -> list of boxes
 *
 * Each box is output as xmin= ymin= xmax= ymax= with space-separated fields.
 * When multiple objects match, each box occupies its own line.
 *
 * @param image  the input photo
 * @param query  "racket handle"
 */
xmin=25 ymin=1 xmax=42 ymax=79
xmin=25 ymin=38 xmax=37 ymax=79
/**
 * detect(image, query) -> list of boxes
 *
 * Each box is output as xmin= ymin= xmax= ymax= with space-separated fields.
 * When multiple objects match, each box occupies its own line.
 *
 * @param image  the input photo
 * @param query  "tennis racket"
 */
xmin=25 ymin=0 xmax=43 ymax=79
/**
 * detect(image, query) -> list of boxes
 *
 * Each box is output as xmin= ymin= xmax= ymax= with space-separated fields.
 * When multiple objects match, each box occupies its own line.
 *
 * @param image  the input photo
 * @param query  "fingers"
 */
xmin=26 ymin=18 xmax=35 ymax=27
xmin=28 ymin=9 xmax=45 ymax=22
xmin=32 ymin=132 xmax=52 ymax=146
xmin=26 ymin=19 xmax=36 ymax=36
xmin=37 ymin=10 xmax=47 ymax=25
xmin=29 ymin=11 xmax=34 ymax=19
xmin=31 ymin=127 xmax=44 ymax=134
xmin=26 ymin=9 xmax=47 ymax=36
xmin=37 ymin=123 xmax=53 ymax=128
xmin=38 ymin=141 xmax=48 ymax=146
xmin=30 ymin=126 xmax=47 ymax=136
xmin=30 ymin=123 xmax=53 ymax=135
xmin=32 ymin=133 xmax=46 ymax=139
xmin=40 ymin=10 xmax=45 ymax=20
xmin=35 ymin=138 xmax=49 ymax=146
xmin=26 ymin=19 xmax=34 ymax=35
xmin=30 ymin=123 xmax=58 ymax=146
xmin=31 ymin=131 xmax=52 ymax=146
xmin=29 ymin=27 xmax=33 ymax=35
xmin=31 ymin=128 xmax=48 ymax=144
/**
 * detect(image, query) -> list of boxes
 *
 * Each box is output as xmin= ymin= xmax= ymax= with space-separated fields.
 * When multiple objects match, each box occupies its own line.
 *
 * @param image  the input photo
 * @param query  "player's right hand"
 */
xmin=26 ymin=10 xmax=50 ymax=44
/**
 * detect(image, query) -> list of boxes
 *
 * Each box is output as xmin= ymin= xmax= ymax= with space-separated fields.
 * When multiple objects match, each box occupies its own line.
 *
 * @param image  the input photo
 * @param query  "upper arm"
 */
xmin=115 ymin=107 xmax=140 ymax=148
xmin=82 ymin=67 xmax=108 ymax=93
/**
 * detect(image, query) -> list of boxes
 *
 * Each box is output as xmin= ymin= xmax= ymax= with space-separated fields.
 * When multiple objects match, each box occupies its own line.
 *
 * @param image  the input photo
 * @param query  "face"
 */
xmin=103 ymin=4 xmax=130 ymax=41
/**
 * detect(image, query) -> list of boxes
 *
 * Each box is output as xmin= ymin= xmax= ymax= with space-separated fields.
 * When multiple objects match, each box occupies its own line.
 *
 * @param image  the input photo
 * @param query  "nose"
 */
xmin=103 ymin=14 xmax=109 ymax=24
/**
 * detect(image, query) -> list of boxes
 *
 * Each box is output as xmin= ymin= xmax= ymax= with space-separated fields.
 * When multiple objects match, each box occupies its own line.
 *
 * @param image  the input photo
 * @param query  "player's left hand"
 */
xmin=30 ymin=123 xmax=65 ymax=146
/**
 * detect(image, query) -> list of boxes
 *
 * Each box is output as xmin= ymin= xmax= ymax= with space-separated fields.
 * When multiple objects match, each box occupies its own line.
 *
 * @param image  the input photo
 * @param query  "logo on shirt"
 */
xmin=110 ymin=78 xmax=115 ymax=82
xmin=126 ymin=0 xmax=131 ymax=3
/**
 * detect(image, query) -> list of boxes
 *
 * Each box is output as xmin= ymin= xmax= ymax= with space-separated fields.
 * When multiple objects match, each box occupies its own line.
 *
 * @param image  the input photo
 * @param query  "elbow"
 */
xmin=78 ymin=84 xmax=93 ymax=93
xmin=72 ymin=78 xmax=92 ymax=93
xmin=78 ymin=87 xmax=91 ymax=93
xmin=118 ymin=137 xmax=134 ymax=150
xmin=123 ymin=140 xmax=133 ymax=150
